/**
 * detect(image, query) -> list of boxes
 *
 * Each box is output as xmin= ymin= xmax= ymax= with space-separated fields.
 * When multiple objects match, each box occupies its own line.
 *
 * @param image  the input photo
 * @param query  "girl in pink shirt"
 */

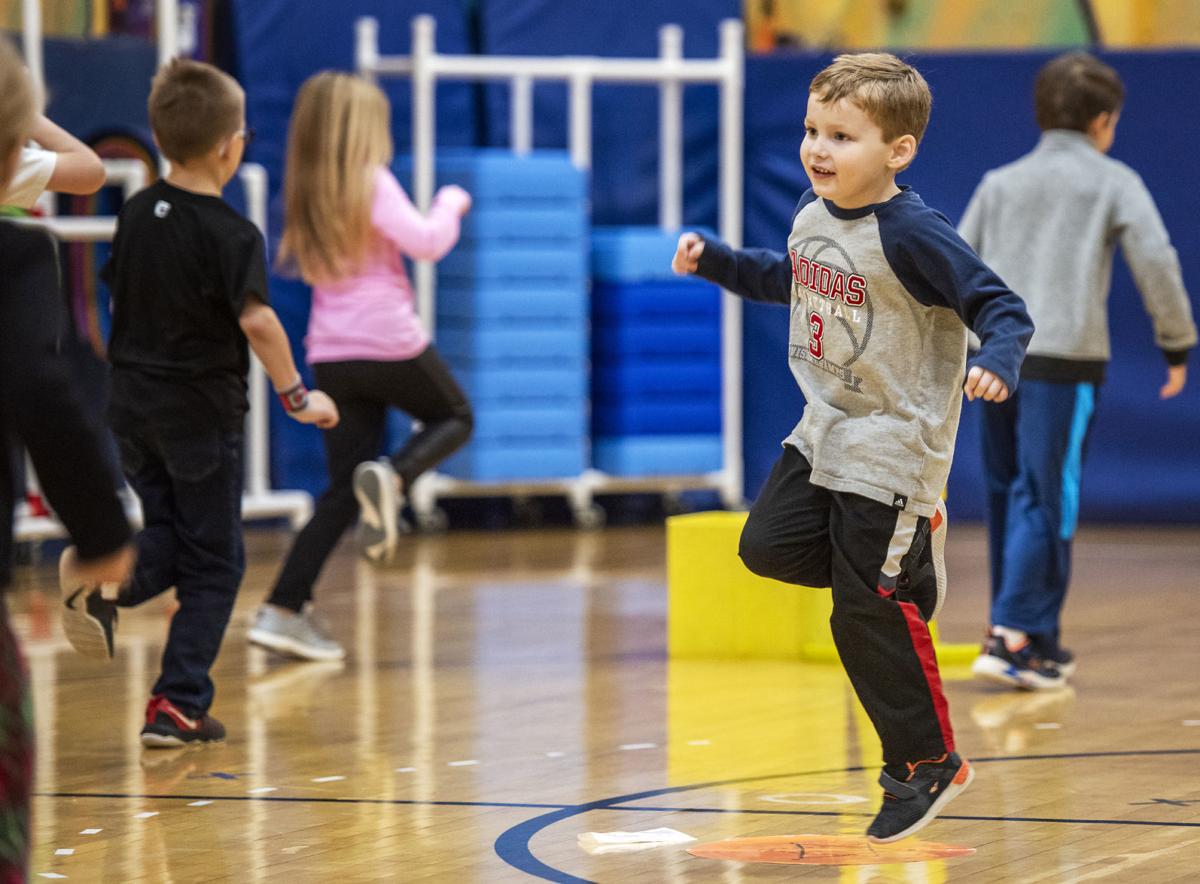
xmin=249 ymin=72 xmax=473 ymax=661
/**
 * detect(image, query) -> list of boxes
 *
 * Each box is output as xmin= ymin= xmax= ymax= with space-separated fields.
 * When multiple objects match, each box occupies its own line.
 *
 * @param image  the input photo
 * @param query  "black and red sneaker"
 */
xmin=867 ymin=751 xmax=974 ymax=843
xmin=140 ymin=695 xmax=225 ymax=748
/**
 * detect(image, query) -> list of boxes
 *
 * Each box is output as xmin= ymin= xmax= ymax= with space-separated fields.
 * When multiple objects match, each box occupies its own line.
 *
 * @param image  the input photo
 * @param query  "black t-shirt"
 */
xmin=103 ymin=179 xmax=269 ymax=434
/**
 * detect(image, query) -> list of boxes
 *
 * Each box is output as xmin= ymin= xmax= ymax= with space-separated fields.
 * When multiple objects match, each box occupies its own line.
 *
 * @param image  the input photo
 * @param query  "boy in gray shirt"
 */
xmin=961 ymin=52 xmax=1196 ymax=691
xmin=674 ymin=52 xmax=1033 ymax=842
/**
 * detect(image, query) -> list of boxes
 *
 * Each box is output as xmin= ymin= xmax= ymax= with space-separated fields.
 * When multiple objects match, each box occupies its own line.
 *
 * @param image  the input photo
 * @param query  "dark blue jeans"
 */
xmin=981 ymin=379 xmax=1098 ymax=637
xmin=115 ymin=426 xmax=245 ymax=715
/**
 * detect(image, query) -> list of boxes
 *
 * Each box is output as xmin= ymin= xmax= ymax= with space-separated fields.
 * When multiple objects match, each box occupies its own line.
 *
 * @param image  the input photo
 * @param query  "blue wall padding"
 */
xmin=420 ymin=151 xmax=591 ymax=481
xmin=477 ymin=0 xmax=740 ymax=227
xmin=591 ymin=227 xmax=706 ymax=281
xmin=592 ymin=280 xmax=721 ymax=321
xmin=593 ymin=435 xmax=723 ymax=476
xmin=437 ymin=283 xmax=588 ymax=320
xmin=737 ymin=51 xmax=1200 ymax=522
xmin=43 ymin=37 xmax=157 ymax=146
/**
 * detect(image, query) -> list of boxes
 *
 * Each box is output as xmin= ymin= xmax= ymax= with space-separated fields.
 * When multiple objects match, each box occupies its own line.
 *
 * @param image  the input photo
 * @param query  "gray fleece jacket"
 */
xmin=960 ymin=129 xmax=1197 ymax=382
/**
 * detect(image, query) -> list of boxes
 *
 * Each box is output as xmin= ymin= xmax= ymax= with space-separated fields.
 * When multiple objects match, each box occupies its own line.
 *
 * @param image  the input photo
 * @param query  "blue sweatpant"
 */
xmin=981 ymin=378 xmax=1097 ymax=637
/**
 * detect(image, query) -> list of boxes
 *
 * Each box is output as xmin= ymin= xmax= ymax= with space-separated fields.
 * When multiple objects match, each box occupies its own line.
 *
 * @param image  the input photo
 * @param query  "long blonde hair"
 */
xmin=0 ymin=37 xmax=36 ymax=194
xmin=279 ymin=72 xmax=393 ymax=284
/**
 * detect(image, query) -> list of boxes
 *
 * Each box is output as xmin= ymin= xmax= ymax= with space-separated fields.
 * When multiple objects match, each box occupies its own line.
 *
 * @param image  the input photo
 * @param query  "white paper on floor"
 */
xmin=577 ymin=827 xmax=696 ymax=855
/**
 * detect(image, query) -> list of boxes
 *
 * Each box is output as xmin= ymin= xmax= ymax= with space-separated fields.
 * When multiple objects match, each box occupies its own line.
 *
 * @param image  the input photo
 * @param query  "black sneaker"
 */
xmin=59 ymin=547 xmax=118 ymax=660
xmin=1030 ymin=633 xmax=1076 ymax=678
xmin=141 ymin=695 xmax=226 ymax=748
xmin=867 ymin=752 xmax=974 ymax=843
xmin=895 ymin=499 xmax=948 ymax=621
xmin=971 ymin=633 xmax=1065 ymax=690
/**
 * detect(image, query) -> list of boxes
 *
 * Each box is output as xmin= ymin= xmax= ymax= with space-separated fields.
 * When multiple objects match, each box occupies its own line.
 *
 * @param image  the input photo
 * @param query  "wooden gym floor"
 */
xmin=6 ymin=519 xmax=1200 ymax=882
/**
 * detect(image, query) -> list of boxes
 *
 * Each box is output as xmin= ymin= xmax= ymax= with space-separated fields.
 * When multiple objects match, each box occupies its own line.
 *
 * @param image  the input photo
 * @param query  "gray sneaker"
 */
xmin=247 ymin=604 xmax=345 ymax=661
xmin=59 ymin=547 xmax=119 ymax=660
xmin=353 ymin=459 xmax=401 ymax=563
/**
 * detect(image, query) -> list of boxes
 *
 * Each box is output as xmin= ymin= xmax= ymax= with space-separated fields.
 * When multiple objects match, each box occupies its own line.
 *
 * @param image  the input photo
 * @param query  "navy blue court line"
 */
xmin=493 ymin=747 xmax=1200 ymax=884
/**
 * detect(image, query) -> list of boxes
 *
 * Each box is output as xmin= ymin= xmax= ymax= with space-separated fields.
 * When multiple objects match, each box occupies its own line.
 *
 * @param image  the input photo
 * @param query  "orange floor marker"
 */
xmin=687 ymin=834 xmax=975 ymax=865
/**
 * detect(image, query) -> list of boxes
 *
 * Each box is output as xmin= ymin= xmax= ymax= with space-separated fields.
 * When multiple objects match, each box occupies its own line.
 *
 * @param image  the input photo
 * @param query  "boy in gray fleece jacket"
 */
xmin=960 ymin=52 xmax=1197 ymax=691
xmin=674 ymin=52 xmax=1033 ymax=843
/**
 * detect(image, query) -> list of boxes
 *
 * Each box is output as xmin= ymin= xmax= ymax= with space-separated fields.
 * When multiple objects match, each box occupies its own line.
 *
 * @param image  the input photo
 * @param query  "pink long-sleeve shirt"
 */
xmin=305 ymin=166 xmax=468 ymax=364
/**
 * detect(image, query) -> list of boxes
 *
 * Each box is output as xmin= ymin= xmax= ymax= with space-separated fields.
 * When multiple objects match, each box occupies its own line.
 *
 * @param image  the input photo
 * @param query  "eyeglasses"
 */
xmin=236 ymin=127 xmax=256 ymax=148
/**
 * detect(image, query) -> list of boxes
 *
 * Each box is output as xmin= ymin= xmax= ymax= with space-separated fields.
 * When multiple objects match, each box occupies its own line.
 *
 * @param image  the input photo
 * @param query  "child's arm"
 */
xmin=671 ymin=232 xmax=791 ymax=305
xmin=29 ymin=115 xmax=106 ymax=195
xmin=374 ymin=168 xmax=471 ymax=262
xmin=238 ymin=297 xmax=339 ymax=428
xmin=1112 ymin=170 xmax=1197 ymax=398
xmin=887 ymin=210 xmax=1034 ymax=402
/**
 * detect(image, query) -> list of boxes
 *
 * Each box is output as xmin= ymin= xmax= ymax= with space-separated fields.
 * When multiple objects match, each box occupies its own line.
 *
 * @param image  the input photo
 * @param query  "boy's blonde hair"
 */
xmin=149 ymin=58 xmax=244 ymax=164
xmin=810 ymin=53 xmax=932 ymax=143
xmin=0 ymin=37 xmax=36 ymax=192
xmin=279 ymin=72 xmax=393 ymax=284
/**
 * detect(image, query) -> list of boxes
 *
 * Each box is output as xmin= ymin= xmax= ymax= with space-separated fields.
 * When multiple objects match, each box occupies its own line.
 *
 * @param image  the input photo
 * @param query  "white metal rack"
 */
xmin=13 ymin=161 xmax=313 ymax=543
xmin=355 ymin=14 xmax=745 ymax=527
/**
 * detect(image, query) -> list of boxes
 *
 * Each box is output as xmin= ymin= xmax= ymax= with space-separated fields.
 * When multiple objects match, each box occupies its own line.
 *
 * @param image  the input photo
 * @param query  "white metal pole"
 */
xmin=718 ymin=18 xmax=744 ymax=507
xmin=658 ymin=24 xmax=683 ymax=231
xmin=411 ymin=15 xmax=437 ymax=334
xmin=239 ymin=163 xmax=270 ymax=497
xmin=157 ymin=0 xmax=179 ymax=66
xmin=355 ymin=16 xmax=379 ymax=81
xmin=568 ymin=72 xmax=592 ymax=170
xmin=21 ymin=0 xmax=43 ymax=103
xmin=510 ymin=74 xmax=533 ymax=156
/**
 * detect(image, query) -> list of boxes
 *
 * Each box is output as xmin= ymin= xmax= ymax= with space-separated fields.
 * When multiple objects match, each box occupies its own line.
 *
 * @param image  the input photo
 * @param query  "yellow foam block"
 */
xmin=667 ymin=511 xmax=976 ymax=663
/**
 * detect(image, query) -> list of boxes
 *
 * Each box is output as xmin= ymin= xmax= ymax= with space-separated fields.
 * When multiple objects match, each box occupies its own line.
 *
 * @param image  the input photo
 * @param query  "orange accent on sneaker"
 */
xmin=952 ymin=760 xmax=971 ymax=785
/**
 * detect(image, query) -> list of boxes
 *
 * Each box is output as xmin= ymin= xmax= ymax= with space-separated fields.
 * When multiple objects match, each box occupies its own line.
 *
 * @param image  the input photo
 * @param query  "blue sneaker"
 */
xmin=972 ymin=633 xmax=1065 ymax=690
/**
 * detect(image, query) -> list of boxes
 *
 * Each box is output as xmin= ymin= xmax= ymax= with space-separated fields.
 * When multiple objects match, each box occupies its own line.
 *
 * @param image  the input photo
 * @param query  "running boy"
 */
xmin=59 ymin=59 xmax=339 ymax=748
xmin=960 ymin=52 xmax=1196 ymax=690
xmin=673 ymin=53 xmax=1034 ymax=842
xmin=0 ymin=36 xmax=134 ymax=880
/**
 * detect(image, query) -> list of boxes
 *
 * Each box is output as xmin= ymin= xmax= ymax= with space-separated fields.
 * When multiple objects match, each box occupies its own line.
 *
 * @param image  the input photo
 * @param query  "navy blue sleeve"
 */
xmin=880 ymin=201 xmax=1034 ymax=393
xmin=692 ymin=193 xmax=815 ymax=306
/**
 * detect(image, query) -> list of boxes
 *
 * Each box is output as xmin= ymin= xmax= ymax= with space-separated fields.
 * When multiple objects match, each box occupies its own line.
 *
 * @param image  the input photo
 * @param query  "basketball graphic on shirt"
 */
xmin=788 ymin=235 xmax=874 ymax=392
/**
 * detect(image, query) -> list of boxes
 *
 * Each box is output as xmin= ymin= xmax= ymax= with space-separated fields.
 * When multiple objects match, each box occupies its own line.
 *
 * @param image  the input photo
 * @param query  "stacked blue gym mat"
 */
xmin=400 ymin=150 xmax=590 ymax=481
xmin=590 ymin=227 xmax=723 ymax=476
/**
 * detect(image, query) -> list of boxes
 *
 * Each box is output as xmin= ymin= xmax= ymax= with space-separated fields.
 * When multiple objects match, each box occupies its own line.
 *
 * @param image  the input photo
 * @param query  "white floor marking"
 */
xmin=133 ymin=812 xmax=158 ymax=820
xmin=54 ymin=849 xmax=74 ymax=856
xmin=545 ymin=751 xmax=565 ymax=758
xmin=447 ymin=759 xmax=479 ymax=767
xmin=187 ymin=800 xmax=213 ymax=807
xmin=394 ymin=767 xmax=415 ymax=773
xmin=79 ymin=829 xmax=102 ymax=836
xmin=248 ymin=786 xmax=277 ymax=795
xmin=619 ymin=743 xmax=656 ymax=751
xmin=312 ymin=775 xmax=346 ymax=783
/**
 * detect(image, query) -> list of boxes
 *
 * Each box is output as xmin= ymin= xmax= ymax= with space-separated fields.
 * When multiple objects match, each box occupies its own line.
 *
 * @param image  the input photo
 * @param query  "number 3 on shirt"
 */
xmin=808 ymin=311 xmax=824 ymax=360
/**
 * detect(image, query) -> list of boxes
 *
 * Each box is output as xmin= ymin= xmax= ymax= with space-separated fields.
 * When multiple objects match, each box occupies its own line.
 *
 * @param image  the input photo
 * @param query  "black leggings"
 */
xmin=266 ymin=348 xmax=473 ymax=611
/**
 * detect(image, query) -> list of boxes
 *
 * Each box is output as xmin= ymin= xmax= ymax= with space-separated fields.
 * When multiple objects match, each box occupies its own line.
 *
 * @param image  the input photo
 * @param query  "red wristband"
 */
xmin=278 ymin=380 xmax=309 ymax=413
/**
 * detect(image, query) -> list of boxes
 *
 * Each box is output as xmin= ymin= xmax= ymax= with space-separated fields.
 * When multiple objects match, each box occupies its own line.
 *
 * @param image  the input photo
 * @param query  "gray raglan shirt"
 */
xmin=960 ymin=129 xmax=1197 ymax=381
xmin=697 ymin=187 xmax=1034 ymax=517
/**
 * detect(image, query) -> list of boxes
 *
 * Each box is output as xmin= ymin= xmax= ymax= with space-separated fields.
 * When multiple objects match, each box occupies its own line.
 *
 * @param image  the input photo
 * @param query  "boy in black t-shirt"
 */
xmin=59 ymin=59 xmax=339 ymax=748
